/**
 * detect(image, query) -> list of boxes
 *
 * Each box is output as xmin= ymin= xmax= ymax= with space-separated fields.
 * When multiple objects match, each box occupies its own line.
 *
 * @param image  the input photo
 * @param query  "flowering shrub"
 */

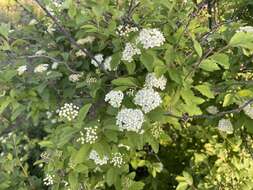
xmin=1 ymin=0 xmax=253 ymax=190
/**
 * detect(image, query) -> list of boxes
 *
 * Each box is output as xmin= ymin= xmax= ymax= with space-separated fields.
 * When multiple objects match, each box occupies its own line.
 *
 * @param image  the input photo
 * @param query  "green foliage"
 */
xmin=0 ymin=0 xmax=253 ymax=190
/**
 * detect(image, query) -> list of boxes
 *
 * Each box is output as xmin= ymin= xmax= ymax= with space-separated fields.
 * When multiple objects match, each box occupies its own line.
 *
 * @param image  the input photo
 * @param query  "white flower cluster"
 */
xmin=121 ymin=42 xmax=141 ymax=62
xmin=116 ymin=108 xmax=144 ymax=133
xmin=110 ymin=152 xmax=124 ymax=167
xmin=17 ymin=65 xmax=27 ymax=75
xmin=91 ymin=54 xmax=104 ymax=67
xmin=89 ymin=150 xmax=109 ymax=166
xmin=34 ymin=64 xmax=49 ymax=73
xmin=57 ymin=103 xmax=79 ymax=121
xmin=116 ymin=24 xmax=139 ymax=37
xmin=242 ymin=103 xmax=253 ymax=119
xmin=35 ymin=50 xmax=46 ymax=56
xmin=68 ymin=73 xmax=83 ymax=82
xmin=105 ymin=90 xmax=124 ymax=108
xmin=218 ymin=119 xmax=233 ymax=134
xmin=77 ymin=36 xmax=95 ymax=45
xmin=51 ymin=62 xmax=59 ymax=70
xmin=137 ymin=28 xmax=165 ymax=49
xmin=43 ymin=174 xmax=54 ymax=186
xmin=206 ymin=106 xmax=219 ymax=115
xmin=86 ymin=76 xmax=97 ymax=85
xmin=75 ymin=50 xmax=87 ymax=57
xmin=145 ymin=73 xmax=167 ymax=90
xmin=91 ymin=54 xmax=114 ymax=71
xmin=103 ymin=56 xmax=113 ymax=71
xmin=151 ymin=123 xmax=163 ymax=139
xmin=237 ymin=26 xmax=253 ymax=33
xmin=77 ymin=126 xmax=98 ymax=144
xmin=134 ymin=88 xmax=162 ymax=113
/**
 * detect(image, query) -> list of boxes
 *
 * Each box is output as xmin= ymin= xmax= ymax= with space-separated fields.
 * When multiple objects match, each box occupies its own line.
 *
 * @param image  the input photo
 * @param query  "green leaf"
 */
xmin=200 ymin=59 xmax=220 ymax=72
xmin=72 ymin=145 xmax=90 ymax=164
xmin=195 ymin=84 xmax=214 ymax=98
xmin=0 ymin=97 xmax=11 ymax=115
xmin=210 ymin=53 xmax=230 ymax=69
xmin=176 ymin=182 xmax=188 ymax=190
xmin=112 ymin=77 xmax=139 ymax=87
xmin=0 ymin=23 xmax=10 ymax=39
xmin=106 ymin=168 xmax=119 ymax=186
xmin=68 ymin=172 xmax=78 ymax=189
xmin=140 ymin=52 xmax=154 ymax=72
xmin=223 ymin=94 xmax=234 ymax=107
xmin=192 ymin=38 xmax=202 ymax=57
xmin=229 ymin=32 xmax=253 ymax=49
xmin=76 ymin=103 xmax=92 ymax=126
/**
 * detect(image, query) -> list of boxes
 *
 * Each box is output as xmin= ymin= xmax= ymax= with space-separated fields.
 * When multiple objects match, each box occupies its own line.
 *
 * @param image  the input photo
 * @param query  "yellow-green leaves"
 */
xmin=195 ymin=83 xmax=214 ymax=99
xmin=200 ymin=59 xmax=220 ymax=72
xmin=112 ymin=77 xmax=139 ymax=87
xmin=176 ymin=171 xmax=193 ymax=190
xmin=192 ymin=37 xmax=203 ymax=57
xmin=229 ymin=32 xmax=253 ymax=50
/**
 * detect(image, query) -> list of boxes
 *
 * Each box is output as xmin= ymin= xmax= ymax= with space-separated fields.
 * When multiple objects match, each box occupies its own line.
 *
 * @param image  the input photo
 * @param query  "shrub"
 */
xmin=0 ymin=0 xmax=253 ymax=189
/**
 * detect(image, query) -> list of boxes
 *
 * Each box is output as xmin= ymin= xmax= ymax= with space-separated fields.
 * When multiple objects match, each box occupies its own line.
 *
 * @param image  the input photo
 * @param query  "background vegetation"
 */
xmin=0 ymin=0 xmax=253 ymax=190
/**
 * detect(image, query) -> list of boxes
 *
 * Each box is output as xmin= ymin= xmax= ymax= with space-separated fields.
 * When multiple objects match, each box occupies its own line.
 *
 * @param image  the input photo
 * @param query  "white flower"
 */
xmin=116 ymin=108 xmax=144 ymax=133
xmin=29 ymin=19 xmax=38 ymax=25
xmin=57 ymin=103 xmax=79 ymax=121
xmin=116 ymin=24 xmax=139 ymax=37
xmin=77 ymin=126 xmax=98 ymax=144
xmin=77 ymin=36 xmax=95 ymax=45
xmin=206 ymin=106 xmax=219 ymax=115
xmin=43 ymin=174 xmax=54 ymax=186
xmin=17 ymin=65 xmax=27 ymax=75
xmin=35 ymin=50 xmax=46 ymax=55
xmin=237 ymin=26 xmax=253 ymax=33
xmin=89 ymin=150 xmax=109 ymax=166
xmin=242 ymin=102 xmax=253 ymax=119
xmin=34 ymin=64 xmax=49 ymax=73
xmin=68 ymin=73 xmax=83 ymax=82
xmin=121 ymin=43 xmax=141 ymax=62
xmin=134 ymin=88 xmax=162 ymax=113
xmin=103 ymin=56 xmax=113 ymax=71
xmin=137 ymin=28 xmax=165 ymax=49
xmin=75 ymin=50 xmax=87 ymax=57
xmin=145 ymin=73 xmax=167 ymax=90
xmin=91 ymin=54 xmax=104 ymax=67
xmin=218 ymin=119 xmax=233 ymax=134
xmin=110 ymin=153 xmax=124 ymax=167
xmin=105 ymin=90 xmax=124 ymax=108
xmin=51 ymin=62 xmax=59 ymax=70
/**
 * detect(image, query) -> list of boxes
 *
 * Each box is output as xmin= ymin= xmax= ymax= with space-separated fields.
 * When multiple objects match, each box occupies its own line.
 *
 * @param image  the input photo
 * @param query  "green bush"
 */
xmin=0 ymin=0 xmax=253 ymax=189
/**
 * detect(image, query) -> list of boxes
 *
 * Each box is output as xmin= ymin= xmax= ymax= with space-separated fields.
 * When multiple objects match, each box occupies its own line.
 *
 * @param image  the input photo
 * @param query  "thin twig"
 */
xmin=165 ymin=98 xmax=253 ymax=120
xmin=32 ymin=0 xmax=108 ymax=74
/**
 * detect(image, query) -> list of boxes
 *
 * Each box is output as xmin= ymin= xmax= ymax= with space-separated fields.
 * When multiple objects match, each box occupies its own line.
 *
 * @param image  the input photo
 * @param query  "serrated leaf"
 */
xmin=210 ymin=53 xmax=230 ymax=69
xmin=112 ymin=77 xmax=139 ymax=87
xmin=195 ymin=84 xmax=214 ymax=98
xmin=200 ymin=59 xmax=220 ymax=72
xmin=229 ymin=32 xmax=253 ymax=49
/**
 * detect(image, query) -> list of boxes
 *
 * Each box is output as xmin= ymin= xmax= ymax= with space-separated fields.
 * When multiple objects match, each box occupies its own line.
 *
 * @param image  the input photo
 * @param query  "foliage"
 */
xmin=0 ymin=0 xmax=253 ymax=190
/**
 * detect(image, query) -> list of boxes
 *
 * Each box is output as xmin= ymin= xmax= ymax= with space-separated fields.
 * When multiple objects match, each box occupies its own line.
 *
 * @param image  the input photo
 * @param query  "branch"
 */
xmin=20 ymin=55 xmax=81 ymax=74
xmin=165 ymin=98 xmax=253 ymax=121
xmin=32 ymin=0 xmax=108 ymax=74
